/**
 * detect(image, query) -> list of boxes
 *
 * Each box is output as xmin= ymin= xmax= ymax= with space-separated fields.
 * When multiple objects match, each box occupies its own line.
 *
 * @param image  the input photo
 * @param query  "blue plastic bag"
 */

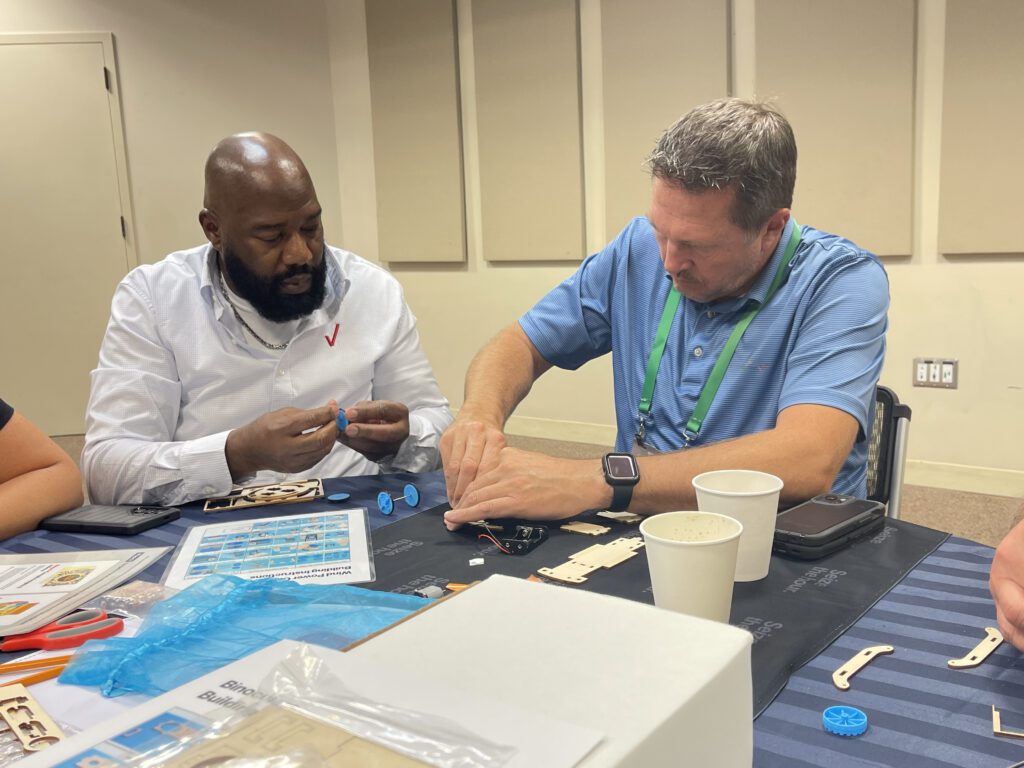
xmin=60 ymin=574 xmax=425 ymax=697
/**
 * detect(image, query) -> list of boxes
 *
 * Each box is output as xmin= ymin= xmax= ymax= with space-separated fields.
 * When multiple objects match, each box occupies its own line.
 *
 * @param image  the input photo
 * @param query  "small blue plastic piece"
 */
xmin=822 ymin=705 xmax=868 ymax=737
xmin=335 ymin=411 xmax=349 ymax=431
xmin=403 ymin=483 xmax=420 ymax=508
xmin=377 ymin=491 xmax=394 ymax=516
xmin=327 ymin=492 xmax=351 ymax=503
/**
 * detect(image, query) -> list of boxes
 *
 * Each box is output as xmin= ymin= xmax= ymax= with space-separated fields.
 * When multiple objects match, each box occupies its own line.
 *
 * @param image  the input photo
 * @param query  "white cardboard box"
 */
xmin=350 ymin=574 xmax=753 ymax=767
xmin=25 ymin=574 xmax=752 ymax=767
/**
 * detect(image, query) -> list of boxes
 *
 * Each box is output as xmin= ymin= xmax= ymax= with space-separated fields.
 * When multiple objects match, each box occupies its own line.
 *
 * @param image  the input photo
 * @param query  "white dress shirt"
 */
xmin=83 ymin=244 xmax=452 ymax=506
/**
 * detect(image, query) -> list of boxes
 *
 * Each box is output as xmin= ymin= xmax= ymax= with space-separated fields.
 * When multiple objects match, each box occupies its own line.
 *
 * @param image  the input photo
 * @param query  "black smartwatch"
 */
xmin=602 ymin=452 xmax=640 ymax=512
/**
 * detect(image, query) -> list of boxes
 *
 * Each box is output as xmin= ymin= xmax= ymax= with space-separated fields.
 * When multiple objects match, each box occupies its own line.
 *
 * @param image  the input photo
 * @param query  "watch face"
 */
xmin=606 ymin=454 xmax=638 ymax=480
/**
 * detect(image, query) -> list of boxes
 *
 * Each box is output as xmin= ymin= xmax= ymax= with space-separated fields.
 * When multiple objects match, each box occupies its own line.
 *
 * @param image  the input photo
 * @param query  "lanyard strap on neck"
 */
xmin=637 ymin=222 xmax=802 ymax=443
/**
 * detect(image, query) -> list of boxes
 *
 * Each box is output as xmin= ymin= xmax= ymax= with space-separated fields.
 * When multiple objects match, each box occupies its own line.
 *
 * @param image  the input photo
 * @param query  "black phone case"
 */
xmin=40 ymin=505 xmax=180 ymax=535
xmin=774 ymin=495 xmax=885 ymax=545
xmin=772 ymin=513 xmax=885 ymax=560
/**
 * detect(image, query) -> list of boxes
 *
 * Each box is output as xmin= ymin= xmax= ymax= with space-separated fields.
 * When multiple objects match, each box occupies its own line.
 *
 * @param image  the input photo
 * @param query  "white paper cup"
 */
xmin=639 ymin=511 xmax=743 ymax=623
xmin=692 ymin=470 xmax=784 ymax=582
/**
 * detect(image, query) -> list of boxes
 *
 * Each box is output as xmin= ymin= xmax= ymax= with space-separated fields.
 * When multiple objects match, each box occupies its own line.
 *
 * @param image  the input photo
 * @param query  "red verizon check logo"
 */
xmin=325 ymin=323 xmax=340 ymax=347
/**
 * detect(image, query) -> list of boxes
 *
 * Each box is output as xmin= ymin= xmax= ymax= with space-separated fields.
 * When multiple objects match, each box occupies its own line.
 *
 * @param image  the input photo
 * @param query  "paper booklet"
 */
xmin=0 ymin=547 xmax=169 ymax=637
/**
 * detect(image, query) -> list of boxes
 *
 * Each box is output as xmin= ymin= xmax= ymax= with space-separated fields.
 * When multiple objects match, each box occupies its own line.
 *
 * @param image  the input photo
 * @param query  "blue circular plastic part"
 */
xmin=377 ymin=491 xmax=394 ymax=515
xmin=822 ymin=706 xmax=868 ymax=737
xmin=403 ymin=483 xmax=420 ymax=508
xmin=327 ymin=492 xmax=351 ymax=503
xmin=335 ymin=411 xmax=349 ymax=431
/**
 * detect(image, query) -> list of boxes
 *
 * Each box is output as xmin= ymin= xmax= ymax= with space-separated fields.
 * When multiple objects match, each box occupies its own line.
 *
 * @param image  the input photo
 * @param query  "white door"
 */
xmin=0 ymin=35 xmax=134 ymax=435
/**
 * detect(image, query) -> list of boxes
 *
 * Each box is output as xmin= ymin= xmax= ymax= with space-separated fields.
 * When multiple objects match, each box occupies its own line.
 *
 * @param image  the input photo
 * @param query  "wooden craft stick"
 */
xmin=8 ymin=666 xmax=65 ymax=687
xmin=0 ymin=655 xmax=72 ymax=676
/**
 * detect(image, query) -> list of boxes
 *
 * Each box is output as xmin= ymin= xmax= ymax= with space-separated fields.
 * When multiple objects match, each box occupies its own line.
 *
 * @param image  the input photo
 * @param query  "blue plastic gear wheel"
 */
xmin=377 ymin=491 xmax=394 ymax=515
xmin=822 ymin=705 xmax=868 ymax=737
xmin=403 ymin=483 xmax=420 ymax=508
xmin=336 ymin=411 xmax=349 ymax=431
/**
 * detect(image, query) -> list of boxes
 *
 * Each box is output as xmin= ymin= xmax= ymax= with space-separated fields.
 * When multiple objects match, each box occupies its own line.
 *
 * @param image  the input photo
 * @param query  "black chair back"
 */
xmin=867 ymin=385 xmax=912 ymax=511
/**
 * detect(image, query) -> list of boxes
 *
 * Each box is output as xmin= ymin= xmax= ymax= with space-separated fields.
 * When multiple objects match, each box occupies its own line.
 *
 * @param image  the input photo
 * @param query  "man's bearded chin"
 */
xmin=220 ymin=245 xmax=327 ymax=322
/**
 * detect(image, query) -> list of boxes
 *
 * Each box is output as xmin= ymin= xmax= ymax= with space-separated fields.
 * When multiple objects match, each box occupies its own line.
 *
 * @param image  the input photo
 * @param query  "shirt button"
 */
xmin=203 ymin=486 xmax=215 ymax=494
xmin=707 ymin=311 xmax=716 ymax=319
xmin=278 ymin=369 xmax=287 ymax=377
xmin=694 ymin=346 xmax=704 ymax=358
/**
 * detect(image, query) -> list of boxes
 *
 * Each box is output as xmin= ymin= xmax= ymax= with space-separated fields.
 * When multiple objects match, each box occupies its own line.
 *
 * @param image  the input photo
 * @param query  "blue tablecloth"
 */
xmin=755 ymin=538 xmax=1024 ymax=767
xmin=0 ymin=471 xmax=448 ymax=583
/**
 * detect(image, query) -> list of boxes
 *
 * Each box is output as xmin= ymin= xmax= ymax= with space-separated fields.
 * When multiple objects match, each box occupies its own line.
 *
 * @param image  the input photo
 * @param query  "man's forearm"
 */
xmin=628 ymin=405 xmax=857 ymax=514
xmin=459 ymin=324 xmax=549 ymax=427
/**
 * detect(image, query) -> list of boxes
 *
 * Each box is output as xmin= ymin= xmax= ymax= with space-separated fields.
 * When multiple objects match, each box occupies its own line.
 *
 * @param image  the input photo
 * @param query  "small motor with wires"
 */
xmin=470 ymin=521 xmax=549 ymax=555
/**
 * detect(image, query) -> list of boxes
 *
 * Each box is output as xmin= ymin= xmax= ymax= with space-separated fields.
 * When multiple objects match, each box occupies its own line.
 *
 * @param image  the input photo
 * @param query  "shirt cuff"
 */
xmin=378 ymin=413 xmax=438 ymax=473
xmin=178 ymin=430 xmax=235 ymax=500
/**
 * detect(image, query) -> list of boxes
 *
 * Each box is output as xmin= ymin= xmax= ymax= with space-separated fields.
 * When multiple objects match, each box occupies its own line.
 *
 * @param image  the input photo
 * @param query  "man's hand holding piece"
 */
xmin=442 ymin=447 xmax=610 ymax=530
xmin=990 ymin=518 xmax=1024 ymax=650
xmin=337 ymin=400 xmax=410 ymax=463
xmin=226 ymin=403 xmax=339 ymax=480
xmin=439 ymin=417 xmax=508 ymax=507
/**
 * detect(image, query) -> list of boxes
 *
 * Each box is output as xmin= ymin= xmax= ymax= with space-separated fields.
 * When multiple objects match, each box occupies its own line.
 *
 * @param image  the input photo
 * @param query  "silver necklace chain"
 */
xmin=216 ymin=266 xmax=288 ymax=350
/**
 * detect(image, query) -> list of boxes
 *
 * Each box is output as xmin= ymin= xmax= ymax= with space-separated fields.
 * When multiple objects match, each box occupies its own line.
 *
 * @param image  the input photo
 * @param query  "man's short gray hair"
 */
xmin=647 ymin=98 xmax=797 ymax=232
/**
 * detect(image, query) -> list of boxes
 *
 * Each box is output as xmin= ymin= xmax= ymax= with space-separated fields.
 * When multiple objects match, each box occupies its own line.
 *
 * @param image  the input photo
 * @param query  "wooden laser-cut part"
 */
xmin=560 ymin=521 xmax=611 ymax=536
xmin=832 ymin=645 xmax=894 ymax=691
xmin=992 ymin=705 xmax=1024 ymax=739
xmin=0 ymin=684 xmax=63 ymax=752
xmin=948 ymin=626 xmax=1003 ymax=669
xmin=596 ymin=510 xmax=643 ymax=524
xmin=203 ymin=478 xmax=324 ymax=512
xmin=161 ymin=706 xmax=425 ymax=766
xmin=538 ymin=537 xmax=645 ymax=584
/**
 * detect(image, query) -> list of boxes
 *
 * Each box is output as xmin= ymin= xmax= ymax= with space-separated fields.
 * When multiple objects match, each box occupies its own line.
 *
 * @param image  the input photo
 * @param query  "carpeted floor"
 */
xmin=52 ymin=433 xmax=1023 ymax=548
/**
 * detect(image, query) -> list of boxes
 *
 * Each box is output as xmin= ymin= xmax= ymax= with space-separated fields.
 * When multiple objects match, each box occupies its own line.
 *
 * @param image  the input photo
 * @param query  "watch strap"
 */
xmin=609 ymin=483 xmax=634 ymax=512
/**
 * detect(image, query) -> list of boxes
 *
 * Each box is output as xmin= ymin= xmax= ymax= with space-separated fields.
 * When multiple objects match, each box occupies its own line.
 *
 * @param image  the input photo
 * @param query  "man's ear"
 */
xmin=199 ymin=208 xmax=221 ymax=248
xmin=760 ymin=208 xmax=790 ymax=256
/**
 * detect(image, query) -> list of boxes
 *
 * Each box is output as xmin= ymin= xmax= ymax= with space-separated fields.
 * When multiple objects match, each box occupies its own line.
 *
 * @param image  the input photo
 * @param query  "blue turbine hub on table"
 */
xmin=377 ymin=483 xmax=420 ymax=516
xmin=822 ymin=706 xmax=868 ymax=737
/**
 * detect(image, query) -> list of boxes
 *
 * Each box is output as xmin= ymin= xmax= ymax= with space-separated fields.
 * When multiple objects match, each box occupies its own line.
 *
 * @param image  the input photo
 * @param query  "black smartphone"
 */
xmin=40 ymin=504 xmax=181 ymax=535
xmin=772 ymin=494 xmax=886 ymax=560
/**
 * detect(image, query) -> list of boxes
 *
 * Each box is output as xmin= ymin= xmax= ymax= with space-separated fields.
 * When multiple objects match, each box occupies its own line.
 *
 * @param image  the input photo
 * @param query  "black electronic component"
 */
xmin=483 ymin=524 xmax=548 ymax=555
xmin=40 ymin=505 xmax=181 ymax=535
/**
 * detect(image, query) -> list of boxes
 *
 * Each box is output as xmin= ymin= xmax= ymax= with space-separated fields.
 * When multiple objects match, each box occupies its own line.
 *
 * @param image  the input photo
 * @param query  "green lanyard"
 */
xmin=636 ymin=223 xmax=802 ymax=447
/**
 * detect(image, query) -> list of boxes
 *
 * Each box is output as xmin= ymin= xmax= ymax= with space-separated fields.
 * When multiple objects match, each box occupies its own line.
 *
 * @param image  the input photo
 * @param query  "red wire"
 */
xmin=477 ymin=532 xmax=511 ymax=554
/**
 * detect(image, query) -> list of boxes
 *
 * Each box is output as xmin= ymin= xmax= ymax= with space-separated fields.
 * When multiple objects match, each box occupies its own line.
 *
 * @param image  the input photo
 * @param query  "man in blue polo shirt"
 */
xmin=440 ymin=97 xmax=888 ymax=527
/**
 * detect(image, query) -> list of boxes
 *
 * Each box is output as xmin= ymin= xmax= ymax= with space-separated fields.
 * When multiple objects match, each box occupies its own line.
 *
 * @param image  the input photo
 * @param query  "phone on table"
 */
xmin=40 ymin=504 xmax=181 ymax=535
xmin=772 ymin=494 xmax=885 ymax=560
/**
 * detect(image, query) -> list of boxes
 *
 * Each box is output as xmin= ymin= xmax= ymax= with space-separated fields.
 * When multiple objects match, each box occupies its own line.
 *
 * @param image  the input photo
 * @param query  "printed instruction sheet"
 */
xmin=162 ymin=509 xmax=374 ymax=589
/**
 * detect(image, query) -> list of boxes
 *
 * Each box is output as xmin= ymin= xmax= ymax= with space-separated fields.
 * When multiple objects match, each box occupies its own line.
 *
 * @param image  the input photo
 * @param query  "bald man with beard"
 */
xmin=83 ymin=133 xmax=451 ymax=505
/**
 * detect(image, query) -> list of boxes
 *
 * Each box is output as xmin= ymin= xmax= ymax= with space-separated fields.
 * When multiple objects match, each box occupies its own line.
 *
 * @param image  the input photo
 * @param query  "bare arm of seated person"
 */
xmin=442 ymin=403 xmax=858 ymax=528
xmin=440 ymin=323 xmax=552 ymax=506
xmin=0 ymin=413 xmax=84 ymax=539
xmin=990 ymin=516 xmax=1024 ymax=651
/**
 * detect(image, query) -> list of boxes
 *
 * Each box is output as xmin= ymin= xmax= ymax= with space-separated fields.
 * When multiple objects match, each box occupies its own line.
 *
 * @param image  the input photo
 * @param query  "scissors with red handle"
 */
xmin=0 ymin=609 xmax=124 ymax=652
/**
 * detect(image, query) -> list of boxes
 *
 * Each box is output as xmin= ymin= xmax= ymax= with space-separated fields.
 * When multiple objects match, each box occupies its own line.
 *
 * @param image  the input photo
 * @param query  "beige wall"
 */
xmin=3 ymin=1 xmax=1022 ymax=496
xmin=330 ymin=0 xmax=1024 ymax=496
xmin=0 ymin=0 xmax=343 ymax=264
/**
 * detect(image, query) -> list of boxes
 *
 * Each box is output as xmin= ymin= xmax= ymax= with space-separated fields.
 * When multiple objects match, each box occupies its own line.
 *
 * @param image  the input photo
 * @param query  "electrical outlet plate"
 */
xmin=913 ymin=357 xmax=958 ymax=389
